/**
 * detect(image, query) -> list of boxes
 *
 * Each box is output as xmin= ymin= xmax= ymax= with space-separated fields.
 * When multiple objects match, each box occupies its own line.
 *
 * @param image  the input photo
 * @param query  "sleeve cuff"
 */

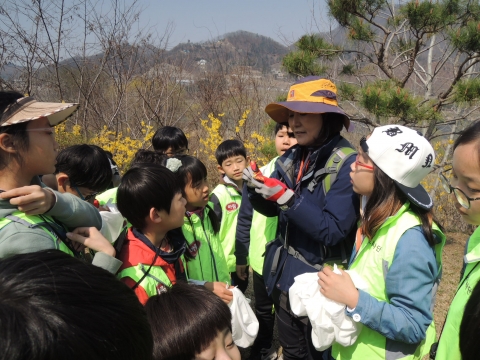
xmin=345 ymin=289 xmax=370 ymax=323
xmin=91 ymin=252 xmax=122 ymax=274
xmin=235 ymin=255 xmax=248 ymax=266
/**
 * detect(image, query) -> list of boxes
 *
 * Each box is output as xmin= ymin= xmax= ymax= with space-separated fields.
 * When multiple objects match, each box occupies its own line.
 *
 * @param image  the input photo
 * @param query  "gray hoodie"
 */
xmin=0 ymin=184 xmax=122 ymax=274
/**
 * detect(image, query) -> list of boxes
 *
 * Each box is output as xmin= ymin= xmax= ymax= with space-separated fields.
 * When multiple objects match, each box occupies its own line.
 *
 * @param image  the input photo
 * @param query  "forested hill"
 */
xmin=167 ymin=30 xmax=289 ymax=73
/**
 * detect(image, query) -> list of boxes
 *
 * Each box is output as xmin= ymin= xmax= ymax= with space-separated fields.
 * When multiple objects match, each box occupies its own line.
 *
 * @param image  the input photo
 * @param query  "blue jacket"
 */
xmin=248 ymin=134 xmax=360 ymax=293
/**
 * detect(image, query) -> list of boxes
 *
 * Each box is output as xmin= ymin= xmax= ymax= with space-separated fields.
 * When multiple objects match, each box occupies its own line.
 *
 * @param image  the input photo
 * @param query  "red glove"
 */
xmin=243 ymin=161 xmax=294 ymax=204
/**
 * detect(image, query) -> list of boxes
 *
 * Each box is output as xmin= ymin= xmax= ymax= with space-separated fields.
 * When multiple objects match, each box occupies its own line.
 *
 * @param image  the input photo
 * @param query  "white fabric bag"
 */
xmin=289 ymin=265 xmax=369 ymax=351
xmin=99 ymin=211 xmax=125 ymax=244
xmin=228 ymin=287 xmax=259 ymax=348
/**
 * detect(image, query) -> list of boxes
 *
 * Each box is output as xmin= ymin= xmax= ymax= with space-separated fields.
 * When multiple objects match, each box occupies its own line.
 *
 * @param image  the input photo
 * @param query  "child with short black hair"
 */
xmin=116 ymin=163 xmax=188 ymax=305
xmin=54 ymin=144 xmax=112 ymax=204
xmin=146 ymin=282 xmax=240 ymax=360
xmin=210 ymin=139 xmax=249 ymax=292
xmin=152 ymin=126 xmax=188 ymax=156
xmin=0 ymin=250 xmax=153 ymax=360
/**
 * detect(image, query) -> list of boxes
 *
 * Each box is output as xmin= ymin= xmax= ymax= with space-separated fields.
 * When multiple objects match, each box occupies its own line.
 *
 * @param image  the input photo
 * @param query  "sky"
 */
xmin=138 ymin=0 xmax=331 ymax=48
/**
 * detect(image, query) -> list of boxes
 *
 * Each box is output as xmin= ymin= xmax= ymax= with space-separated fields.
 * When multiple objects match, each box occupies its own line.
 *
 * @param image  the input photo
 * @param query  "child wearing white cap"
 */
xmin=318 ymin=125 xmax=446 ymax=360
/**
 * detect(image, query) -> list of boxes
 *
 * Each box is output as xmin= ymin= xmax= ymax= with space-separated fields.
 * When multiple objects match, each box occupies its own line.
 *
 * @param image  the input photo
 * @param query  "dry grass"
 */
xmin=434 ymin=232 xmax=468 ymax=337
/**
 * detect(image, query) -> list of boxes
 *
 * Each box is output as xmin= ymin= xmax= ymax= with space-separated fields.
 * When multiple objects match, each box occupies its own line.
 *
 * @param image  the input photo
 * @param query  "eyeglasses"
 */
xmin=72 ymin=185 xmax=98 ymax=203
xmin=354 ymin=154 xmax=374 ymax=170
xmin=440 ymin=170 xmax=480 ymax=209
xmin=165 ymin=148 xmax=189 ymax=157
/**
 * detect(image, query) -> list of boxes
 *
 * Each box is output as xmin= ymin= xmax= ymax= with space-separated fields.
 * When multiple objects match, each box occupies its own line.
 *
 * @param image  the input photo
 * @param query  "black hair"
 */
xmin=152 ymin=126 xmax=188 ymax=152
xmin=117 ymin=163 xmax=182 ymax=230
xmin=0 ymin=91 xmax=30 ymax=169
xmin=0 ymin=250 xmax=153 ymax=360
xmin=145 ymin=282 xmax=232 ymax=360
xmin=315 ymin=112 xmax=344 ymax=146
xmin=460 ymin=278 xmax=480 ymax=360
xmin=274 ymin=122 xmax=289 ymax=135
xmin=453 ymin=121 xmax=480 ymax=158
xmin=131 ymin=149 xmax=167 ymax=167
xmin=363 ymin=165 xmax=438 ymax=246
xmin=162 ymin=155 xmax=220 ymax=234
xmin=215 ymin=139 xmax=247 ymax=165
xmin=55 ymin=144 xmax=112 ymax=192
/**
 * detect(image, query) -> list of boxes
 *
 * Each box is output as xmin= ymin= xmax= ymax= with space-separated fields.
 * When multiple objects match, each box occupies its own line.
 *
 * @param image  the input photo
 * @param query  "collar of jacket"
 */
xmin=131 ymin=227 xmax=186 ymax=264
xmin=277 ymin=133 xmax=342 ymax=188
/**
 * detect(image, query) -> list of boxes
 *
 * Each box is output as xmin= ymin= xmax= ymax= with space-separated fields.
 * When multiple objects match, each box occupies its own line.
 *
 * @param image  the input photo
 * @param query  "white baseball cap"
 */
xmin=361 ymin=125 xmax=435 ymax=210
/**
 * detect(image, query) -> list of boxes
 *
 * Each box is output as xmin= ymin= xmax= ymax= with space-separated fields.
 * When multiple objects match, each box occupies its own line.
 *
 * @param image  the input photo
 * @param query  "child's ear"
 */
xmin=0 ymin=133 xmax=17 ymax=154
xmin=56 ymin=173 xmax=70 ymax=192
xmin=149 ymin=208 xmax=163 ymax=224
xmin=246 ymin=155 xmax=251 ymax=163
xmin=217 ymin=164 xmax=225 ymax=175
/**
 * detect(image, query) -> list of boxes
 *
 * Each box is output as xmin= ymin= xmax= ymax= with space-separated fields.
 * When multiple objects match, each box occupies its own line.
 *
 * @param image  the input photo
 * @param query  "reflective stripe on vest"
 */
xmin=118 ymin=257 xmax=186 ymax=298
xmin=0 ymin=211 xmax=74 ymax=256
xmin=333 ymin=203 xmax=446 ymax=360
xmin=211 ymin=184 xmax=242 ymax=272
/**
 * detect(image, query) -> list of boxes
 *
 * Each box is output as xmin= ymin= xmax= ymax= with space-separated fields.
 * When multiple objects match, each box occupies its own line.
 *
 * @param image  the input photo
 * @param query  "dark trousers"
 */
xmin=230 ymin=267 xmax=249 ymax=293
xmin=273 ymin=288 xmax=324 ymax=360
xmin=249 ymin=271 xmax=276 ymax=357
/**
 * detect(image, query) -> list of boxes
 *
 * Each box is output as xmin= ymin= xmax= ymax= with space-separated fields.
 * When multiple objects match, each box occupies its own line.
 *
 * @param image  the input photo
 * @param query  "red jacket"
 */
xmin=118 ymin=228 xmax=184 ymax=305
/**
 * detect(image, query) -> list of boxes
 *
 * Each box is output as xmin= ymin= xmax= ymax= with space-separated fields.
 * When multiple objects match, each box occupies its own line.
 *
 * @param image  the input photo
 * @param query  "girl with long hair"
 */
xmin=318 ymin=125 xmax=445 ymax=360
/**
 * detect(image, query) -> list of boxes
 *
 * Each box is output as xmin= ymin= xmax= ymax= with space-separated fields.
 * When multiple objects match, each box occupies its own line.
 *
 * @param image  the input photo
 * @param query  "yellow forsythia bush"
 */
xmin=199 ymin=110 xmax=272 ymax=167
xmin=55 ymin=121 xmax=154 ymax=172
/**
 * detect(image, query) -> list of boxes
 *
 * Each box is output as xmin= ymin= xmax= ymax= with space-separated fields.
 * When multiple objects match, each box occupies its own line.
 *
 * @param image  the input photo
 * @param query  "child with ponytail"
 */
xmin=165 ymin=156 xmax=233 ymax=303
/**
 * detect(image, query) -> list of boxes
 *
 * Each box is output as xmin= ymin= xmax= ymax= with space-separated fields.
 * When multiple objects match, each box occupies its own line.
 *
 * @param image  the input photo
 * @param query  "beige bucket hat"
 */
xmin=0 ymin=96 xmax=79 ymax=127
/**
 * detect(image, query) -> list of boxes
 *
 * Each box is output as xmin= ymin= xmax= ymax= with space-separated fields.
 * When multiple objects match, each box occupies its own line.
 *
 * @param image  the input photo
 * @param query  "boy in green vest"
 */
xmin=210 ymin=139 xmax=249 ymax=292
xmin=116 ymin=163 xmax=189 ymax=305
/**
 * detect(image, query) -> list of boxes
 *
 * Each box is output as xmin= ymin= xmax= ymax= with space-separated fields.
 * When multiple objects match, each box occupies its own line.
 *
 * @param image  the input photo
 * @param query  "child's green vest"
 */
xmin=96 ymin=187 xmax=118 ymax=208
xmin=211 ymin=184 xmax=242 ymax=272
xmin=182 ymin=207 xmax=230 ymax=283
xmin=0 ymin=211 xmax=74 ymax=256
xmin=435 ymin=226 xmax=480 ymax=360
xmin=333 ymin=203 xmax=446 ymax=360
xmin=117 ymin=256 xmax=187 ymax=297
xmin=250 ymin=157 xmax=279 ymax=274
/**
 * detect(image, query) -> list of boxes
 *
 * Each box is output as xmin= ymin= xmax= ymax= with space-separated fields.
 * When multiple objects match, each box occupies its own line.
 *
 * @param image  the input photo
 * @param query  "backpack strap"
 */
xmin=307 ymin=138 xmax=357 ymax=195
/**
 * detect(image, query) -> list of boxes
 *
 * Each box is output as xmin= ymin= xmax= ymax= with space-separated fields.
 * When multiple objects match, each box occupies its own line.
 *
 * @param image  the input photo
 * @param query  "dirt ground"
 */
xmin=239 ymin=231 xmax=469 ymax=359
xmin=433 ymin=232 xmax=468 ymax=337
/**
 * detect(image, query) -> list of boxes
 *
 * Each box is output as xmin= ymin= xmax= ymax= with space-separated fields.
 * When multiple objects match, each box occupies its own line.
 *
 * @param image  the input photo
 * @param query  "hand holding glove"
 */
xmin=242 ymin=161 xmax=294 ymax=207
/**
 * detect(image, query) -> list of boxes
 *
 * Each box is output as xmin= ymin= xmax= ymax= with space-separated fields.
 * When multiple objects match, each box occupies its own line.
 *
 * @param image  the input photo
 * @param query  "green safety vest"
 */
xmin=211 ymin=183 xmax=242 ymax=272
xmin=435 ymin=226 xmax=480 ymax=360
xmin=0 ymin=211 xmax=74 ymax=256
xmin=182 ymin=207 xmax=230 ymax=283
xmin=249 ymin=157 xmax=279 ymax=274
xmin=97 ymin=187 xmax=118 ymax=208
xmin=333 ymin=203 xmax=446 ymax=360
xmin=117 ymin=256 xmax=187 ymax=298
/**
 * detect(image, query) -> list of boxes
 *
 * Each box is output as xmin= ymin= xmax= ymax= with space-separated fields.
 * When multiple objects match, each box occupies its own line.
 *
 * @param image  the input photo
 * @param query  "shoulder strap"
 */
xmin=307 ymin=138 xmax=357 ymax=195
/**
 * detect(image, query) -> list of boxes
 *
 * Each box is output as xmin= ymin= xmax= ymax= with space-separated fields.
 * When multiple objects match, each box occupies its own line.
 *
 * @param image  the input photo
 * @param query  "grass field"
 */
xmin=240 ymin=232 xmax=469 ymax=359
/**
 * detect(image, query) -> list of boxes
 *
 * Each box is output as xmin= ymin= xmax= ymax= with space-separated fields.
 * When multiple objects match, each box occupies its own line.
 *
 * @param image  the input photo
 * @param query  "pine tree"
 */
xmin=282 ymin=0 xmax=480 ymax=139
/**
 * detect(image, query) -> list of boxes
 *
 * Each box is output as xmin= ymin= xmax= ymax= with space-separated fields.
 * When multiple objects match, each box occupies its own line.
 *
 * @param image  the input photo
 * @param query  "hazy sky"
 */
xmin=139 ymin=0 xmax=331 ymax=48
